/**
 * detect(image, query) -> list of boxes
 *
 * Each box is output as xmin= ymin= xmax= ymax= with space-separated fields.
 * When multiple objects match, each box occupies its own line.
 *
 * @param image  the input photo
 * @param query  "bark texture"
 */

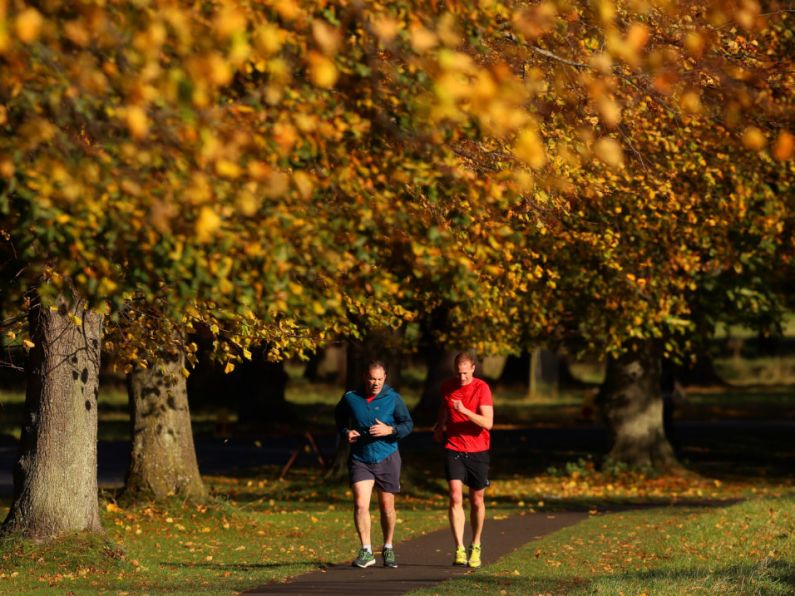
xmin=2 ymin=293 xmax=103 ymax=540
xmin=597 ymin=340 xmax=678 ymax=470
xmin=125 ymin=351 xmax=206 ymax=501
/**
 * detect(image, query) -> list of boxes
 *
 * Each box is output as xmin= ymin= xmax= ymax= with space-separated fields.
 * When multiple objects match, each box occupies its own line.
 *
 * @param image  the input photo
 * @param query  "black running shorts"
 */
xmin=444 ymin=449 xmax=490 ymax=490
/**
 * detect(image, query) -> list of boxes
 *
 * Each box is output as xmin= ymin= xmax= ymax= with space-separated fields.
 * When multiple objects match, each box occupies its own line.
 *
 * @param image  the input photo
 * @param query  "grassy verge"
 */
xmin=0 ymin=461 xmax=792 ymax=593
xmin=0 ymin=466 xmax=449 ymax=593
xmin=413 ymin=496 xmax=795 ymax=595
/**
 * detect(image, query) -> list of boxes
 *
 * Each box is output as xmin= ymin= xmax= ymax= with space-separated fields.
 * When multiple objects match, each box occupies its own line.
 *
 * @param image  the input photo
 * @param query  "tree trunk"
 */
xmin=412 ymin=347 xmax=457 ymax=425
xmin=596 ymin=340 xmax=678 ymax=470
xmin=498 ymin=351 xmax=530 ymax=387
xmin=124 ymin=350 xmax=206 ymax=501
xmin=2 ymin=292 xmax=103 ymax=540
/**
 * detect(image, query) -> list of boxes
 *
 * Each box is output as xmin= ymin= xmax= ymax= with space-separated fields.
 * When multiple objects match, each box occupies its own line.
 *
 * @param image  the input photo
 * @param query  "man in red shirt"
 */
xmin=433 ymin=352 xmax=494 ymax=568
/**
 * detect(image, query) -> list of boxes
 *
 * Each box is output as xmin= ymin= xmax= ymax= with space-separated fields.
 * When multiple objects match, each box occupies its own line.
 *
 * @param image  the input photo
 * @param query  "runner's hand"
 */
xmin=369 ymin=418 xmax=393 ymax=437
xmin=347 ymin=429 xmax=361 ymax=443
xmin=452 ymin=399 xmax=468 ymax=414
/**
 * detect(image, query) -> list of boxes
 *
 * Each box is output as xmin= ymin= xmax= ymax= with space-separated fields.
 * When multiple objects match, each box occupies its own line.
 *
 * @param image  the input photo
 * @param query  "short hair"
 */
xmin=454 ymin=352 xmax=477 ymax=368
xmin=366 ymin=360 xmax=388 ymax=375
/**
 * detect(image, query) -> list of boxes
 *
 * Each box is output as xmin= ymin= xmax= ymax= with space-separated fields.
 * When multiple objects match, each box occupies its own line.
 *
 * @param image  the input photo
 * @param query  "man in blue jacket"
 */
xmin=334 ymin=360 xmax=413 ymax=569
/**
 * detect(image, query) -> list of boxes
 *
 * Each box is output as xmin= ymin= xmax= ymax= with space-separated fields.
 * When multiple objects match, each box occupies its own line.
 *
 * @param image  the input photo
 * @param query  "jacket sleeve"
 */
xmin=334 ymin=395 xmax=351 ymax=438
xmin=390 ymin=395 xmax=414 ymax=441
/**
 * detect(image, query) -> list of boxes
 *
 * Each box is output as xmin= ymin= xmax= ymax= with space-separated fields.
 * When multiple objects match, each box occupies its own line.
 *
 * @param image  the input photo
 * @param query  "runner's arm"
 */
xmin=390 ymin=397 xmax=414 ymax=440
xmin=453 ymin=402 xmax=493 ymax=430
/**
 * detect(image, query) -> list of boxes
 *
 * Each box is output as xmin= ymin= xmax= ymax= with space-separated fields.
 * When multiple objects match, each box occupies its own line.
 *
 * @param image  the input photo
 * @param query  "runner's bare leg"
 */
xmin=470 ymin=487 xmax=486 ymax=544
xmin=378 ymin=489 xmax=396 ymax=545
xmin=448 ymin=479 xmax=465 ymax=547
xmin=353 ymin=480 xmax=375 ymax=547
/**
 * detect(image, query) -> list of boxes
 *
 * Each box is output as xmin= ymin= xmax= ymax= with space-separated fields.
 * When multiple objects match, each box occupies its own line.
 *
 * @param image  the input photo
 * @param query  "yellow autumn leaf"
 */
xmin=215 ymin=159 xmax=241 ymax=178
xmin=254 ymin=23 xmax=284 ymax=56
xmin=371 ymin=17 xmax=399 ymax=44
xmin=772 ymin=131 xmax=793 ymax=161
xmin=125 ymin=106 xmax=149 ymax=139
xmin=293 ymin=171 xmax=314 ymax=199
xmin=214 ymin=6 xmax=247 ymax=38
xmin=308 ymin=52 xmax=338 ymax=88
xmin=409 ymin=25 xmax=437 ymax=53
xmin=195 ymin=207 xmax=221 ymax=243
xmin=15 ymin=8 xmax=43 ymax=44
xmin=312 ymin=20 xmax=340 ymax=55
xmin=224 ymin=362 xmax=235 ymax=374
xmin=680 ymin=91 xmax=702 ymax=114
xmin=742 ymin=127 xmax=766 ymax=150
xmin=514 ymin=129 xmax=547 ymax=169
xmin=593 ymin=137 xmax=624 ymax=167
xmin=597 ymin=97 xmax=622 ymax=127
xmin=206 ymin=53 xmax=233 ymax=86
xmin=626 ymin=23 xmax=649 ymax=52
xmin=22 ymin=339 xmax=35 ymax=349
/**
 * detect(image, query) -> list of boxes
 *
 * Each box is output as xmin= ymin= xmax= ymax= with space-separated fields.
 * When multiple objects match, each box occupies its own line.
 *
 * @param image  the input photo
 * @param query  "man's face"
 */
xmin=365 ymin=366 xmax=386 ymax=395
xmin=456 ymin=361 xmax=475 ymax=386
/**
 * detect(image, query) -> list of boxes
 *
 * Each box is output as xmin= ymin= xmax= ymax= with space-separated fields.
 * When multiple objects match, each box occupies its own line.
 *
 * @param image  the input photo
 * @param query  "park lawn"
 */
xmin=0 ymin=463 xmax=792 ymax=593
xmin=0 ymin=466 xmax=450 ymax=593
xmin=413 ymin=495 xmax=795 ymax=595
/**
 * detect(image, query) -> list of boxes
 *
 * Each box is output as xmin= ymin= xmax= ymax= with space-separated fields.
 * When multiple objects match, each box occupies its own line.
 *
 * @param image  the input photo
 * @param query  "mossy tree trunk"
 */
xmin=597 ymin=339 xmax=678 ymax=470
xmin=2 ymin=292 xmax=103 ymax=540
xmin=124 ymin=350 xmax=206 ymax=501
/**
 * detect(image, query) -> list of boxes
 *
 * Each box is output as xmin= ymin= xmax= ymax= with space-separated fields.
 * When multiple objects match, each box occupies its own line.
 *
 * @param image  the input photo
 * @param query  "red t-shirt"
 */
xmin=441 ymin=377 xmax=493 ymax=452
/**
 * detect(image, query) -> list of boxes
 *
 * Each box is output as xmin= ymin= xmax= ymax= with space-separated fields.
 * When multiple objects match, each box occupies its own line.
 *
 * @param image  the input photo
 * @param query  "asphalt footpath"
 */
xmin=244 ymin=510 xmax=588 ymax=595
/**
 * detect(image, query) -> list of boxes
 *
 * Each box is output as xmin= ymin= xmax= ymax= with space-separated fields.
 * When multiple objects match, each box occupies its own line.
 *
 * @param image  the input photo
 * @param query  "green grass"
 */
xmin=0 ymin=457 xmax=792 ymax=593
xmin=0 ymin=467 xmax=451 ymax=593
xmin=412 ymin=496 xmax=795 ymax=595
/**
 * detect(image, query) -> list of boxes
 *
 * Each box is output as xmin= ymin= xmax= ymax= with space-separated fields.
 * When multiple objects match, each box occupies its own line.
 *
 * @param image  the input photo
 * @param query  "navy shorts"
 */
xmin=349 ymin=450 xmax=402 ymax=493
xmin=445 ymin=449 xmax=490 ymax=490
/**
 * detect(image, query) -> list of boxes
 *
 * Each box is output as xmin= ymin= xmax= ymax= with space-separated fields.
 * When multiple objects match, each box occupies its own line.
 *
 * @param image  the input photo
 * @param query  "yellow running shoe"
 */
xmin=453 ymin=546 xmax=467 ymax=566
xmin=468 ymin=544 xmax=481 ymax=568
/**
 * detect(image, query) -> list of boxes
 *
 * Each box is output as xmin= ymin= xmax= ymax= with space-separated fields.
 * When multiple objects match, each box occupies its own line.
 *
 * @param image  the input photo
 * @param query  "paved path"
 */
xmin=244 ymin=511 xmax=588 ymax=595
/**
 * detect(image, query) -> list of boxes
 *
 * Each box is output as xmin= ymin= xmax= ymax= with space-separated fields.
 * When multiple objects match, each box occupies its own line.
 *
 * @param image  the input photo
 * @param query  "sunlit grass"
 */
xmin=0 ymin=464 xmax=791 ymax=593
xmin=412 ymin=496 xmax=795 ymax=595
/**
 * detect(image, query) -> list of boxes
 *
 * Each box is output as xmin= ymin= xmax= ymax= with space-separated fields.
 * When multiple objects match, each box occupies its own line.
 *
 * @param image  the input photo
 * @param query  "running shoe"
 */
xmin=382 ymin=547 xmax=398 ymax=568
xmin=468 ymin=544 xmax=482 ymax=568
xmin=352 ymin=548 xmax=375 ymax=568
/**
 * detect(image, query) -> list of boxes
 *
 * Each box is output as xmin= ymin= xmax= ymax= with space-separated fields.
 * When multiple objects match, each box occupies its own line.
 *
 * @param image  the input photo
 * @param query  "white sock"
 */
xmin=384 ymin=543 xmax=392 ymax=549
xmin=363 ymin=545 xmax=372 ymax=553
